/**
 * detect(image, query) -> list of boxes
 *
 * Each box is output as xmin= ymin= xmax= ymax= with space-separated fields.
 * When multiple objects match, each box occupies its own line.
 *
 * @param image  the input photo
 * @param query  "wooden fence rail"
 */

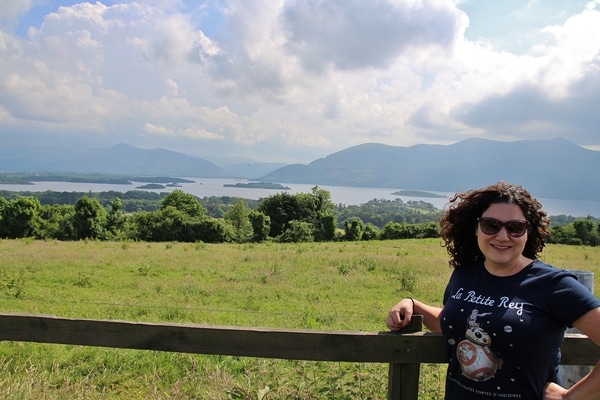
xmin=0 ymin=313 xmax=598 ymax=399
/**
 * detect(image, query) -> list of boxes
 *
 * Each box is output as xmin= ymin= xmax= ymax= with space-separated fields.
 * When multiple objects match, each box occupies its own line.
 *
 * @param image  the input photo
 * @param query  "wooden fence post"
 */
xmin=559 ymin=270 xmax=595 ymax=388
xmin=387 ymin=316 xmax=423 ymax=400
xmin=388 ymin=361 xmax=420 ymax=400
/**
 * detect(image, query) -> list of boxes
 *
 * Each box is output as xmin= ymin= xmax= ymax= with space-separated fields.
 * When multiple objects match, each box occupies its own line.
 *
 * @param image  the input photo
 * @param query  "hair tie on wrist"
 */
xmin=406 ymin=297 xmax=415 ymax=308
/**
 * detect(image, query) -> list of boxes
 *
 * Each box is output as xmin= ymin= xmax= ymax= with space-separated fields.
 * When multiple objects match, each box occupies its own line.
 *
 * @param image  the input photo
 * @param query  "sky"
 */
xmin=1 ymin=0 xmax=599 ymax=164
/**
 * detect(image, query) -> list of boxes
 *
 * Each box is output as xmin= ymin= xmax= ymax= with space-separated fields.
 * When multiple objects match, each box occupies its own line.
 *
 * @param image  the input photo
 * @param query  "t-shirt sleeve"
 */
xmin=547 ymin=270 xmax=600 ymax=326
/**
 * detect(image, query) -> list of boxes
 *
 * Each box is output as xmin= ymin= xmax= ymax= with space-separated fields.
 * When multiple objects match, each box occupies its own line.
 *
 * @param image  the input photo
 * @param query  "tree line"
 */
xmin=0 ymin=188 xmax=597 ymax=245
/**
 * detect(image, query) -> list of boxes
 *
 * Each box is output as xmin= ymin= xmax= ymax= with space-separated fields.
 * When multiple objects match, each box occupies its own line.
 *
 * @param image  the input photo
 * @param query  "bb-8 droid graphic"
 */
xmin=457 ymin=323 xmax=502 ymax=381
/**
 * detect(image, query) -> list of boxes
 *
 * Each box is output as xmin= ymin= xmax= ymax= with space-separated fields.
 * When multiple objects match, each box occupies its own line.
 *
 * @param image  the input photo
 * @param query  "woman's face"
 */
xmin=476 ymin=202 xmax=530 ymax=276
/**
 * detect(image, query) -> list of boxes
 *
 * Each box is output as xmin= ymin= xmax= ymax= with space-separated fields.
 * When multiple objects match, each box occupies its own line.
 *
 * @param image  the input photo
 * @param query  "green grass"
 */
xmin=0 ymin=239 xmax=598 ymax=399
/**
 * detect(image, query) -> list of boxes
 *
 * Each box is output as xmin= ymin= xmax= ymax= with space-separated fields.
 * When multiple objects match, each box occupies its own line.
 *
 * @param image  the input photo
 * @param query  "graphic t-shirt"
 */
xmin=440 ymin=260 xmax=600 ymax=399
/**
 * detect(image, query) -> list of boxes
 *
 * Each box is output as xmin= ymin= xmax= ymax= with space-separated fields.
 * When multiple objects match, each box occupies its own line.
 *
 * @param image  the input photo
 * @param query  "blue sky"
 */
xmin=1 ymin=0 xmax=599 ymax=163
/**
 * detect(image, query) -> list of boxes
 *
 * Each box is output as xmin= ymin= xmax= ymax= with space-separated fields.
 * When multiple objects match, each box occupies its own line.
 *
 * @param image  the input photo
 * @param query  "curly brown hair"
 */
xmin=439 ymin=181 xmax=550 ymax=268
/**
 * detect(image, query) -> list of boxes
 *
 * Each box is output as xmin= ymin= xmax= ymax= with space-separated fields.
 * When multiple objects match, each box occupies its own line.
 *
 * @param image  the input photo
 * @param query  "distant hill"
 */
xmin=259 ymin=137 xmax=600 ymax=201
xmin=2 ymin=138 xmax=600 ymax=201
xmin=69 ymin=144 xmax=228 ymax=177
xmin=0 ymin=143 xmax=284 ymax=179
xmin=0 ymin=144 xmax=81 ymax=171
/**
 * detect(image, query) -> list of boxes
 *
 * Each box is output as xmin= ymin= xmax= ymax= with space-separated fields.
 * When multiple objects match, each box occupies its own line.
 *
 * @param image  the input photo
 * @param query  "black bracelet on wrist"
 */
xmin=406 ymin=297 xmax=415 ymax=308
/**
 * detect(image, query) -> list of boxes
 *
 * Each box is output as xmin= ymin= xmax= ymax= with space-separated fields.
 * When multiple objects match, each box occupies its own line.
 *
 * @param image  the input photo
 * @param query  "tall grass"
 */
xmin=0 ymin=239 xmax=598 ymax=399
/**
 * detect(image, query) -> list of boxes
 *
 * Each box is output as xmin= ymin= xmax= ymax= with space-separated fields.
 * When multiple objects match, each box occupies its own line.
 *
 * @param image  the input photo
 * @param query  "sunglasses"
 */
xmin=478 ymin=217 xmax=530 ymax=238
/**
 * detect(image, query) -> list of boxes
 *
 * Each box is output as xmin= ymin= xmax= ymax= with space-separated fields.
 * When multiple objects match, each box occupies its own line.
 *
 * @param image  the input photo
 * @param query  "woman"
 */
xmin=386 ymin=182 xmax=600 ymax=399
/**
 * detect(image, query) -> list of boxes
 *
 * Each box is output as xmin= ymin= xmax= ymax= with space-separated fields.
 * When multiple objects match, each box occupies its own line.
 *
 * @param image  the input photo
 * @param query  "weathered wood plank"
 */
xmin=560 ymin=333 xmax=600 ymax=365
xmin=0 ymin=313 xmax=597 ymax=365
xmin=0 ymin=313 xmax=433 ymax=362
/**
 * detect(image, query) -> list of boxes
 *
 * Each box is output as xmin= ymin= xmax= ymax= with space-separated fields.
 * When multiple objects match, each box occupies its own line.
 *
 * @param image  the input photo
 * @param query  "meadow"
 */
xmin=0 ymin=239 xmax=598 ymax=399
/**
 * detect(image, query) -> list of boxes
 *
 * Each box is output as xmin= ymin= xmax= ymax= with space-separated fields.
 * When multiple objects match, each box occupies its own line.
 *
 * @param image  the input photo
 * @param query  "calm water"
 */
xmin=1 ymin=178 xmax=599 ymax=217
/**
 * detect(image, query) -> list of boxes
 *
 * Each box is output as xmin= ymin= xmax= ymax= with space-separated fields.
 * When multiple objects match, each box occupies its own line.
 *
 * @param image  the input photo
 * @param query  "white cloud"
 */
xmin=536 ymin=1 xmax=600 ymax=97
xmin=0 ymin=0 xmax=35 ymax=25
xmin=143 ymin=122 xmax=174 ymax=136
xmin=437 ymin=1 xmax=600 ymax=146
xmin=282 ymin=0 xmax=466 ymax=71
xmin=0 ymin=0 xmax=599 ymax=162
xmin=182 ymin=126 xmax=226 ymax=140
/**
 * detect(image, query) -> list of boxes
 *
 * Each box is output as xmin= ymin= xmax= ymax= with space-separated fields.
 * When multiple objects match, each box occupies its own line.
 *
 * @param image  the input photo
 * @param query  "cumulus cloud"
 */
xmin=0 ymin=0 xmax=599 ymax=162
xmin=281 ymin=0 xmax=466 ymax=71
xmin=446 ymin=1 xmax=600 ymax=146
xmin=0 ymin=0 xmax=35 ymax=25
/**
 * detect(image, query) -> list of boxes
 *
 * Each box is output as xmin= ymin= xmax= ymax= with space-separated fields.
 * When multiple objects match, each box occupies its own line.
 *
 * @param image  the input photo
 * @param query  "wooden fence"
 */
xmin=0 ymin=313 xmax=598 ymax=399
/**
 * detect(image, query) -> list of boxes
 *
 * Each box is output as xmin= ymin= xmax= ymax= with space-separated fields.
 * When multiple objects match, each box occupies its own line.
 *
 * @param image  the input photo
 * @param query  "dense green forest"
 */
xmin=0 ymin=187 xmax=598 ymax=245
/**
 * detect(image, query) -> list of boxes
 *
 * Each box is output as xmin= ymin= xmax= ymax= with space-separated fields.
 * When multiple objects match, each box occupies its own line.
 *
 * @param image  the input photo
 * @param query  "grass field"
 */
xmin=0 ymin=239 xmax=598 ymax=399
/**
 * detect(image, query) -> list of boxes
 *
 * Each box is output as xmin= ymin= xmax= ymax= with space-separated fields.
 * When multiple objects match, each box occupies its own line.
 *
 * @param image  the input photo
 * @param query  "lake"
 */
xmin=1 ymin=178 xmax=599 ymax=218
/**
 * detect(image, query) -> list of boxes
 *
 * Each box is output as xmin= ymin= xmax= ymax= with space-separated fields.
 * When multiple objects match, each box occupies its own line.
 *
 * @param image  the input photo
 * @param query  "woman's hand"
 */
xmin=543 ymin=382 xmax=569 ymax=400
xmin=386 ymin=298 xmax=414 ymax=331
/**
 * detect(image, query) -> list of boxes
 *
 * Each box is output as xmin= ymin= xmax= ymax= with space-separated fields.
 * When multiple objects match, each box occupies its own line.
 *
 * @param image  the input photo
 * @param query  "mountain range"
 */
xmin=261 ymin=137 xmax=600 ymax=201
xmin=0 ymin=143 xmax=286 ymax=180
xmin=1 ymin=138 xmax=599 ymax=201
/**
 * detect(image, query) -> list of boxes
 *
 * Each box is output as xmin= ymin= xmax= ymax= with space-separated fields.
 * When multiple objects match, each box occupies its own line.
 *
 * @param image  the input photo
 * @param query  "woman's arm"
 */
xmin=386 ymin=298 xmax=443 ymax=332
xmin=544 ymin=306 xmax=600 ymax=400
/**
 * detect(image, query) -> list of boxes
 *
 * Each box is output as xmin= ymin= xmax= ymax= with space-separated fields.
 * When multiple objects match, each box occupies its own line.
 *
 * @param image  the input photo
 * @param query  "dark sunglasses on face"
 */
xmin=478 ymin=217 xmax=530 ymax=238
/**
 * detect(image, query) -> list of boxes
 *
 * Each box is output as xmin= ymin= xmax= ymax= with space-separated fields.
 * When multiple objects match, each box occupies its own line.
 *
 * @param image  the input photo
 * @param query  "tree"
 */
xmin=128 ymin=207 xmax=193 ymax=242
xmin=344 ymin=218 xmax=363 ymax=241
xmin=258 ymin=187 xmax=335 ymax=239
xmin=380 ymin=222 xmax=418 ymax=240
xmin=310 ymin=186 xmax=335 ymax=214
xmin=130 ymin=211 xmax=159 ymax=242
xmin=73 ymin=196 xmax=107 ymax=240
xmin=362 ymin=223 xmax=379 ymax=240
xmin=419 ymin=221 xmax=440 ymax=238
xmin=314 ymin=213 xmax=336 ymax=242
xmin=573 ymin=218 xmax=600 ymax=246
xmin=0 ymin=197 xmax=42 ymax=238
xmin=249 ymin=210 xmax=270 ymax=242
xmin=156 ymin=206 xmax=196 ymax=242
xmin=134 ymin=190 xmax=208 ymax=243
xmin=192 ymin=218 xmax=234 ymax=243
xmin=258 ymin=192 xmax=301 ymax=237
xmin=37 ymin=204 xmax=76 ymax=240
xmin=0 ymin=197 xmax=7 ymax=214
xmin=279 ymin=220 xmax=314 ymax=243
xmin=224 ymin=199 xmax=251 ymax=242
xmin=161 ymin=190 xmax=206 ymax=217
xmin=106 ymin=198 xmax=126 ymax=239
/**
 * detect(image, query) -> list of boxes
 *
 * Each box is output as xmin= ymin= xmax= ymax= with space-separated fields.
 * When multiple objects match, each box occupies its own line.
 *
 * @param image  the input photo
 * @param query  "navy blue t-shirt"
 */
xmin=440 ymin=260 xmax=600 ymax=399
